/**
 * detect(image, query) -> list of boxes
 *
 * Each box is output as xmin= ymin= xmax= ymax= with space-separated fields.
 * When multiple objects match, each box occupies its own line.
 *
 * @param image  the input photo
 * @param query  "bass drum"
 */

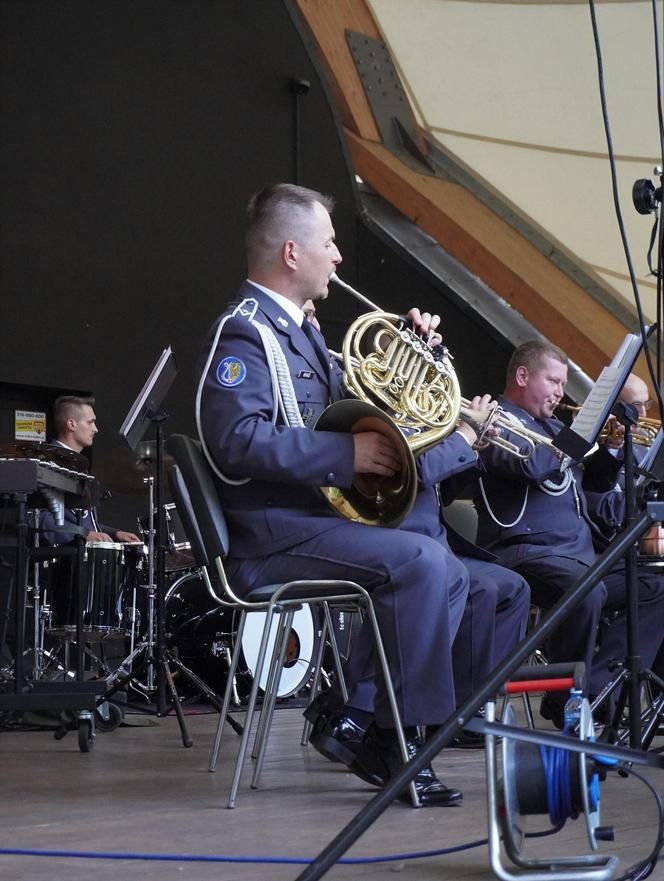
xmin=164 ymin=572 xmax=320 ymax=699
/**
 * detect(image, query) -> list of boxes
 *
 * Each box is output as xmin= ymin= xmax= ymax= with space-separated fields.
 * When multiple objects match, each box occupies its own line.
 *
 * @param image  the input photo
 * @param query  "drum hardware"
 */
xmin=98 ymin=480 xmax=244 ymax=739
xmin=163 ymin=571 xmax=320 ymax=702
xmin=102 ymin=475 xmax=159 ymax=697
xmin=140 ymin=502 xmax=195 ymax=574
xmin=320 ymin=274 xmax=570 ymax=527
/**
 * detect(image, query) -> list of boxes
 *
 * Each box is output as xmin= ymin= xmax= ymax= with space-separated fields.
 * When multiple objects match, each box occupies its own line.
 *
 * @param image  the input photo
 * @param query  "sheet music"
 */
xmin=568 ymin=331 xmax=648 ymax=445
xmin=570 ymin=366 xmax=622 ymax=442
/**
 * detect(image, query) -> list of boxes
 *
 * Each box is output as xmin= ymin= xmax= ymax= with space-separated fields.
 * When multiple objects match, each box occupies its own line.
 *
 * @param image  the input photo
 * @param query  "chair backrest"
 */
xmin=167 ymin=464 xmax=208 ymax=568
xmin=166 ymin=434 xmax=231 ymax=562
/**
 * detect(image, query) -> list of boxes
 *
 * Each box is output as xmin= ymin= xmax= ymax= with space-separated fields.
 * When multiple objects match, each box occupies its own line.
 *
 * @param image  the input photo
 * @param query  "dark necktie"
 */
xmin=301 ymin=320 xmax=330 ymax=377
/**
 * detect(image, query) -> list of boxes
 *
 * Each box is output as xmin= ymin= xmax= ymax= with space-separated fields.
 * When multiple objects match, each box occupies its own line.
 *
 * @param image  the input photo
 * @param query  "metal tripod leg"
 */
xmin=159 ymin=656 xmax=192 ymax=747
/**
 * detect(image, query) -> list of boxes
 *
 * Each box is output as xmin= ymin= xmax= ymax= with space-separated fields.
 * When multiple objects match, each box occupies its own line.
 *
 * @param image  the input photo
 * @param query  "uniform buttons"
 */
xmin=306 ymin=391 xmax=311 ymax=398
xmin=326 ymin=472 xmax=335 ymax=483
xmin=458 ymin=456 xmax=466 ymax=462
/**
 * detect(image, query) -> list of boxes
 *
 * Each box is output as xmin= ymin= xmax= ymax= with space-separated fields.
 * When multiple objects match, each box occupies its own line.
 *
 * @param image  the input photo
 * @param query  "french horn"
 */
xmin=316 ymin=274 xmax=566 ymax=528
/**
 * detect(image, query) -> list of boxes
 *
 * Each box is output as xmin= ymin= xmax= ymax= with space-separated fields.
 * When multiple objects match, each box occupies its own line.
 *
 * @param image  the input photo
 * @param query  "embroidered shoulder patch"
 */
xmin=216 ymin=356 xmax=247 ymax=388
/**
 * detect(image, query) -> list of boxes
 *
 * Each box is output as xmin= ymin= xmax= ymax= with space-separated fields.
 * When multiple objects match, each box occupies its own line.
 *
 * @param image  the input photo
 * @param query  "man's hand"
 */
xmin=601 ymin=417 xmax=624 ymax=450
xmin=353 ymin=431 xmax=402 ymax=476
xmin=116 ymin=530 xmax=143 ymax=544
xmin=406 ymin=307 xmax=442 ymax=347
xmin=87 ymin=530 xmax=114 ymax=543
xmin=458 ymin=394 xmax=499 ymax=448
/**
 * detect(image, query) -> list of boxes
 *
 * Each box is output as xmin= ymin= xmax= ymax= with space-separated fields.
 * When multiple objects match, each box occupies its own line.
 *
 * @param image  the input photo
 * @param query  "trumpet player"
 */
xmin=475 ymin=342 xmax=664 ymax=728
xmin=197 ymin=183 xmax=470 ymax=806
xmin=584 ymin=373 xmax=664 ymax=706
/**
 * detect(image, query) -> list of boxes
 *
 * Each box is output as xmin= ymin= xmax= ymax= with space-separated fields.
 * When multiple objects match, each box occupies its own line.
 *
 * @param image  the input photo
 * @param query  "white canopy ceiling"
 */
xmin=368 ymin=0 xmax=663 ymax=319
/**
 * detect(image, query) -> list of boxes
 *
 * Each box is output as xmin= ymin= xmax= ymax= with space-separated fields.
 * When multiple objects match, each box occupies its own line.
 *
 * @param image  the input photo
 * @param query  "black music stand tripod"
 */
xmin=108 ymin=348 xmax=239 ymax=747
xmin=590 ymin=401 xmax=664 ymax=748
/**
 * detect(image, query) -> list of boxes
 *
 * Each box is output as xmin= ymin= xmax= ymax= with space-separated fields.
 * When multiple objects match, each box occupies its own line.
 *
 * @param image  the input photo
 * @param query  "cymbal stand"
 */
xmin=123 ymin=475 xmax=157 ymax=690
xmin=26 ymin=510 xmax=55 ymax=681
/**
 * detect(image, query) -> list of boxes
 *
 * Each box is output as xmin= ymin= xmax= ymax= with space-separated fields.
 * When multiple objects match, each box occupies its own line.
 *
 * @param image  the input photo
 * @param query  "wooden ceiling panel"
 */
xmin=293 ymin=0 xmax=639 ymax=382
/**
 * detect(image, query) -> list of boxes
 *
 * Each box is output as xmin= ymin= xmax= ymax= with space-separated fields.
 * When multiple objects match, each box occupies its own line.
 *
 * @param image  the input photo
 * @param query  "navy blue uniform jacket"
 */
xmin=475 ymin=397 xmax=622 ymax=565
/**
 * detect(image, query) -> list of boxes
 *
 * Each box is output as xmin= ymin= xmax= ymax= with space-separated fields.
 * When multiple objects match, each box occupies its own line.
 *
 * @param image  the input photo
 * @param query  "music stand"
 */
xmin=552 ymin=328 xmax=663 ymax=748
xmin=551 ymin=327 xmax=652 ymax=459
xmin=116 ymin=347 xmax=199 ymax=744
xmin=114 ymin=348 xmax=234 ymax=747
xmin=119 ymin=347 xmax=178 ymax=453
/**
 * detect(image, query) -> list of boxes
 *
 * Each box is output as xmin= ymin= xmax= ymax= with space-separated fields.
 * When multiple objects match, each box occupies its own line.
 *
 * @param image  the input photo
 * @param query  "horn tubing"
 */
xmin=331 ymin=274 xmax=568 ymax=464
xmin=330 ymin=273 xmax=380 ymax=312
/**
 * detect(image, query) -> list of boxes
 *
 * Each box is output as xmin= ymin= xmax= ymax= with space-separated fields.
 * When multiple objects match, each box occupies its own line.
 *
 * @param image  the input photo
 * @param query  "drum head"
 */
xmin=164 ymin=573 xmax=319 ymax=699
xmin=241 ymin=608 xmax=317 ymax=698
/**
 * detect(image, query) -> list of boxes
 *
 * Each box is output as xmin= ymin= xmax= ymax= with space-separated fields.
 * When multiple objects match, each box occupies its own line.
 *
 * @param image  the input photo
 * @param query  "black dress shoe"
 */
xmin=303 ymin=689 xmax=344 ymax=726
xmin=540 ymin=693 xmax=564 ymax=730
xmin=350 ymin=724 xmax=463 ymax=807
xmin=448 ymin=729 xmax=485 ymax=749
xmin=309 ymin=712 xmax=366 ymax=765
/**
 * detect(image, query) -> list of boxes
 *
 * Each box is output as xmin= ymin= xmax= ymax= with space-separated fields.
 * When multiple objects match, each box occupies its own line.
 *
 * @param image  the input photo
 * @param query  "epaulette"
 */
xmin=232 ymin=298 xmax=259 ymax=322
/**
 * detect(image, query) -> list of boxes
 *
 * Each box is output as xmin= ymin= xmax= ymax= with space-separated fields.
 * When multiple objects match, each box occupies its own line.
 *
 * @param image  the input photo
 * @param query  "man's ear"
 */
xmin=514 ymin=366 xmax=529 ymax=388
xmin=283 ymin=239 xmax=297 ymax=270
xmin=65 ymin=417 xmax=77 ymax=432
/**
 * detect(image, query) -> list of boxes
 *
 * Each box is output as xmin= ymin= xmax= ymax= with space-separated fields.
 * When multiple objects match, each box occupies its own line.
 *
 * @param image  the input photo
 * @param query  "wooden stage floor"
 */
xmin=1 ymin=701 xmax=663 ymax=881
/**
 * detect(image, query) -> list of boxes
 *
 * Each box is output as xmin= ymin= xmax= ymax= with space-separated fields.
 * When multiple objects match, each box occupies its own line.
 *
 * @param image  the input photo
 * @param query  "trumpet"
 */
xmin=557 ymin=403 xmax=661 ymax=446
xmin=317 ymin=275 xmax=568 ymax=527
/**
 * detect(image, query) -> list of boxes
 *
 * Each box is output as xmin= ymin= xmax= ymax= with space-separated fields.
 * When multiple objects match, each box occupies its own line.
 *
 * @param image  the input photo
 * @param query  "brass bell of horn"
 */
xmin=315 ymin=398 xmax=417 ymax=528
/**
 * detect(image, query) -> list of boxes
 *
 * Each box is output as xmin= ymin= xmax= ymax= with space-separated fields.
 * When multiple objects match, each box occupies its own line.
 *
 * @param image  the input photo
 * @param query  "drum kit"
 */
xmin=25 ymin=442 xmax=320 ymax=718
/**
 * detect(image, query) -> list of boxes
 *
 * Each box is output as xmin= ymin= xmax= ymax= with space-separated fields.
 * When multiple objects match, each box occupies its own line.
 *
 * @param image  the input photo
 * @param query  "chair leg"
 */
xmin=227 ymin=607 xmax=279 ymax=809
xmin=209 ymin=610 xmax=247 ymax=773
xmin=251 ymin=610 xmax=292 ymax=761
xmin=301 ymin=612 xmax=330 ymax=745
xmin=364 ymin=600 xmax=420 ymax=808
xmin=251 ymin=610 xmax=296 ymax=789
xmin=322 ymin=602 xmax=349 ymax=703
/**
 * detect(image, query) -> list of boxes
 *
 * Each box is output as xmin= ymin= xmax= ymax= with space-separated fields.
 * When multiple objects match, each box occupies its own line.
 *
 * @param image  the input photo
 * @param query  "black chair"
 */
xmin=165 ymin=434 xmax=417 ymax=808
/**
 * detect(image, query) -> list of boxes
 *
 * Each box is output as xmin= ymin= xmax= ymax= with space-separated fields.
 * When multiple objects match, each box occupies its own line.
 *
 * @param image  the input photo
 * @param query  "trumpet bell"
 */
xmin=315 ymin=399 xmax=417 ymax=528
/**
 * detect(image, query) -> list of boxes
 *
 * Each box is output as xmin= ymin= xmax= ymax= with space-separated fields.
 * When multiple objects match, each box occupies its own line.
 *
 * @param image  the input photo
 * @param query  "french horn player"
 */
xmin=196 ymin=182 xmax=529 ymax=806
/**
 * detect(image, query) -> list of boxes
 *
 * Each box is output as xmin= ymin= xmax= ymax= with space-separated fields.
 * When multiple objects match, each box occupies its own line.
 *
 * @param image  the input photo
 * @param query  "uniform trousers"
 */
xmin=507 ymin=554 xmax=664 ymax=698
xmin=451 ymin=556 xmax=530 ymax=706
xmin=314 ymin=555 xmax=529 ymax=721
xmin=226 ymin=521 xmax=469 ymax=727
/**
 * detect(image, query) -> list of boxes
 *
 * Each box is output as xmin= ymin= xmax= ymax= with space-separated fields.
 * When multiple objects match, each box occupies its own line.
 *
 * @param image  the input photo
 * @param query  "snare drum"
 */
xmin=46 ymin=541 xmax=127 ymax=639
xmin=164 ymin=571 xmax=319 ymax=698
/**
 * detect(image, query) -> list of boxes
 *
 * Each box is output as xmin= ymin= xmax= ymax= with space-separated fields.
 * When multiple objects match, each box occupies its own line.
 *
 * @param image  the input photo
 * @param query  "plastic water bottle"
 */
xmin=563 ymin=687 xmax=583 ymax=733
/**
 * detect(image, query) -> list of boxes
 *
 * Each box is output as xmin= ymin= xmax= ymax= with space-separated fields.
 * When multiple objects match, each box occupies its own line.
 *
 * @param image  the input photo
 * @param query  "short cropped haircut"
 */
xmin=505 ymin=339 xmax=568 ymax=387
xmin=245 ymin=183 xmax=334 ymax=269
xmin=53 ymin=396 xmax=95 ymax=437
